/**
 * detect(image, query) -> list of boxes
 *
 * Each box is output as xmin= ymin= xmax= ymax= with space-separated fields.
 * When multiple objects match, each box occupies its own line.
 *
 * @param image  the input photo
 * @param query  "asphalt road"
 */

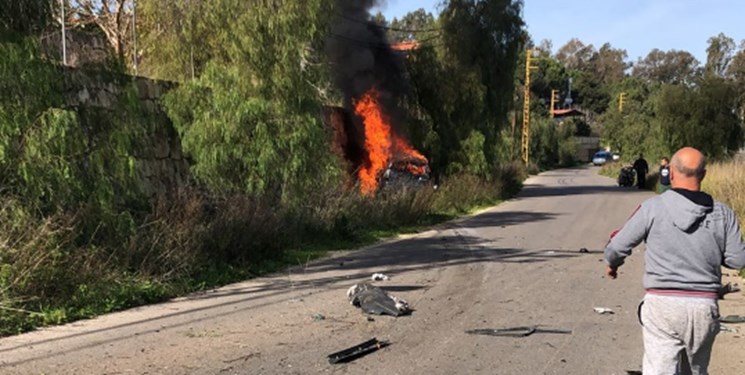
xmin=1 ymin=166 xmax=739 ymax=374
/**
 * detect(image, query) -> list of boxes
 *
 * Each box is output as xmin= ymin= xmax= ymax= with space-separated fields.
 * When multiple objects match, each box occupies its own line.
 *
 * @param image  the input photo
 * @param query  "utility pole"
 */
xmin=550 ymin=89 xmax=559 ymax=118
xmin=521 ymin=49 xmax=539 ymax=165
xmin=61 ymin=0 xmax=67 ymax=65
xmin=618 ymin=92 xmax=626 ymax=112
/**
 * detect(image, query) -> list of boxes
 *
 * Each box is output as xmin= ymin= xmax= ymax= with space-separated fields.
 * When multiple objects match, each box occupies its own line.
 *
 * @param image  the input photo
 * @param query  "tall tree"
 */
xmin=656 ymin=77 xmax=742 ymax=159
xmin=556 ymin=38 xmax=595 ymax=71
xmin=537 ymin=39 xmax=553 ymax=55
xmin=705 ymin=32 xmax=736 ymax=77
xmin=589 ymin=43 xmax=628 ymax=85
xmin=632 ymin=49 xmax=700 ymax=84
xmin=163 ymin=0 xmax=342 ymax=202
xmin=137 ymin=0 xmax=216 ymax=81
xmin=71 ymin=0 xmax=134 ymax=65
xmin=0 ymin=0 xmax=53 ymax=34
xmin=440 ymin=0 xmax=524 ymax=168
xmin=388 ymin=8 xmax=437 ymax=43
xmin=726 ymin=40 xmax=745 ymax=120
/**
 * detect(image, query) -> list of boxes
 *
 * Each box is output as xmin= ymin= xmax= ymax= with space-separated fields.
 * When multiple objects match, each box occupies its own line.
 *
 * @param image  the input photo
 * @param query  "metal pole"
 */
xmin=521 ymin=49 xmax=538 ymax=165
xmin=61 ymin=0 xmax=67 ymax=65
xmin=132 ymin=0 xmax=138 ymax=74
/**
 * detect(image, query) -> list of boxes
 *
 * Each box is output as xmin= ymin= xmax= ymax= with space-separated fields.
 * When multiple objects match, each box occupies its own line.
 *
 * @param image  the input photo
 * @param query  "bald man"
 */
xmin=604 ymin=147 xmax=745 ymax=375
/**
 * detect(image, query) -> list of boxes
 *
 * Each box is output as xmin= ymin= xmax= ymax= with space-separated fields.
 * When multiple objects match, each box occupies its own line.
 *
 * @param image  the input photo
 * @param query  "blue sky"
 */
xmin=374 ymin=0 xmax=744 ymax=63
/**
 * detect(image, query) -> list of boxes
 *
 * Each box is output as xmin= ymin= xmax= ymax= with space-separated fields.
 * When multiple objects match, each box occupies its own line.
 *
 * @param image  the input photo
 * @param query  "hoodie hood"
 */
xmin=661 ymin=189 xmax=714 ymax=231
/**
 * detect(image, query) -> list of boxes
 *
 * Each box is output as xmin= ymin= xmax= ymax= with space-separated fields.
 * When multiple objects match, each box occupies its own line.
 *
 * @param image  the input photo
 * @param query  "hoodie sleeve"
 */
xmin=722 ymin=207 xmax=745 ymax=270
xmin=605 ymin=204 xmax=649 ymax=268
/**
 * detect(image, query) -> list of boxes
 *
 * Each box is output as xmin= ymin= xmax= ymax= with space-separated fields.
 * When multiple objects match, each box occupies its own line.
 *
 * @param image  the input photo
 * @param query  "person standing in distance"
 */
xmin=604 ymin=147 xmax=745 ymax=375
xmin=658 ymin=157 xmax=671 ymax=193
xmin=633 ymin=153 xmax=649 ymax=189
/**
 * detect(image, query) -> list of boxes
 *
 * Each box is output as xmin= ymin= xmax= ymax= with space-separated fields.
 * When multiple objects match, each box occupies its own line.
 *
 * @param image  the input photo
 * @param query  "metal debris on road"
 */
xmin=720 ymin=325 xmax=739 ymax=333
xmin=720 ymin=315 xmax=745 ymax=324
xmin=718 ymin=282 xmax=741 ymax=299
xmin=327 ymin=338 xmax=390 ymax=364
xmin=371 ymin=273 xmax=390 ymax=281
xmin=347 ymin=283 xmax=410 ymax=317
xmin=465 ymin=326 xmax=572 ymax=337
xmin=593 ymin=307 xmax=615 ymax=314
xmin=312 ymin=313 xmax=325 ymax=321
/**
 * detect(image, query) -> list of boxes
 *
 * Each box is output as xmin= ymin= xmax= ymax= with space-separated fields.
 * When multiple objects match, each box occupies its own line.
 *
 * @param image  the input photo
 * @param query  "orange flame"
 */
xmin=354 ymin=89 xmax=392 ymax=195
xmin=354 ymin=88 xmax=428 ymax=195
xmin=392 ymin=136 xmax=427 ymax=164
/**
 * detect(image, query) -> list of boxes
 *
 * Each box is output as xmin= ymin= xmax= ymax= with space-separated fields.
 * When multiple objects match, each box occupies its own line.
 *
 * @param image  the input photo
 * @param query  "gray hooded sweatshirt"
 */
xmin=605 ymin=189 xmax=745 ymax=293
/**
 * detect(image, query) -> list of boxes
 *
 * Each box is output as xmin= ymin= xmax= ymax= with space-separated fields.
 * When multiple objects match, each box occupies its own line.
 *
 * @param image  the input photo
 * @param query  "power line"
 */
xmin=328 ymin=33 xmax=442 ymax=50
xmin=335 ymin=12 xmax=442 ymax=34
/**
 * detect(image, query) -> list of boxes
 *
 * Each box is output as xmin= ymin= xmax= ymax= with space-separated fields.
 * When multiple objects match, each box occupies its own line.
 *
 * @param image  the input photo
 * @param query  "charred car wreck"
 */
xmin=324 ymin=106 xmax=431 ymax=193
xmin=380 ymin=156 xmax=431 ymax=190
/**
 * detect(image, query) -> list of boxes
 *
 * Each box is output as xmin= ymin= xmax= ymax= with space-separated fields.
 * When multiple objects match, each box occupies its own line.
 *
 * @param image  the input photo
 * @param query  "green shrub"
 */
xmin=0 ymin=33 xmax=530 ymax=337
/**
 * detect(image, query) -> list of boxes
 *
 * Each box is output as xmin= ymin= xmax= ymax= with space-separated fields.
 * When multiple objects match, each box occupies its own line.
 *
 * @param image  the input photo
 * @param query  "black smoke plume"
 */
xmin=326 ymin=0 xmax=409 ymax=127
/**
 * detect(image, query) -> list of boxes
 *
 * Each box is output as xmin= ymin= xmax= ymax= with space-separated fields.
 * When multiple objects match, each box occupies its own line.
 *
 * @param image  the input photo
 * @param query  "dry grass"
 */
xmin=703 ymin=159 xmax=745 ymax=277
xmin=602 ymin=159 xmax=744 ymax=224
xmin=0 ymin=165 xmax=527 ymax=336
xmin=702 ymin=159 xmax=745 ymax=230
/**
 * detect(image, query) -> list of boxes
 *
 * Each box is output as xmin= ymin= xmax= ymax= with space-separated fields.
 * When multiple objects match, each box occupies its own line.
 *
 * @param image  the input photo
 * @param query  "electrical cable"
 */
xmin=327 ymin=33 xmax=442 ymax=50
xmin=335 ymin=12 xmax=442 ymax=34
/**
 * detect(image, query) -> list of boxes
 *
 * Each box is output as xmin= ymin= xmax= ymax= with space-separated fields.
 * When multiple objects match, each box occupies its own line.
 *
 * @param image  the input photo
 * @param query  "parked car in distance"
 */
xmin=592 ymin=151 xmax=611 ymax=166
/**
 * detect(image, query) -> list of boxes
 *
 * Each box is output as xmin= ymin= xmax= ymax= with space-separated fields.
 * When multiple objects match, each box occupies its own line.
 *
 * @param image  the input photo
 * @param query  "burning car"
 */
xmin=380 ymin=155 xmax=431 ymax=190
xmin=325 ymin=88 xmax=431 ymax=195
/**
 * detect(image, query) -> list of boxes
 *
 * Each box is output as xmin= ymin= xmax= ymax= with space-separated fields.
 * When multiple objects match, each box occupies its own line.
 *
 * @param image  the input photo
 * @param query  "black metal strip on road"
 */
xmin=465 ymin=326 xmax=572 ymax=337
xmin=327 ymin=338 xmax=390 ymax=364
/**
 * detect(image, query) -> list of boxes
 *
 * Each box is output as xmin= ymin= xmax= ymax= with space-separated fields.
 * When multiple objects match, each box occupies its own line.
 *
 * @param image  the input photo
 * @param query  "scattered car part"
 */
xmin=719 ymin=315 xmax=745 ymax=324
xmin=371 ymin=273 xmax=390 ymax=281
xmin=720 ymin=325 xmax=738 ymax=333
xmin=312 ymin=313 xmax=325 ymax=321
xmin=327 ymin=338 xmax=389 ymax=364
xmin=593 ymin=307 xmax=615 ymax=314
xmin=465 ymin=326 xmax=572 ymax=337
xmin=718 ymin=282 xmax=741 ymax=299
xmin=347 ymin=283 xmax=410 ymax=316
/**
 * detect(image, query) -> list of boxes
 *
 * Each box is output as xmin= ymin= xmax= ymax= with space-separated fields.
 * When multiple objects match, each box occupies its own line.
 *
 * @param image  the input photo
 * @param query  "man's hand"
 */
xmin=606 ymin=265 xmax=618 ymax=279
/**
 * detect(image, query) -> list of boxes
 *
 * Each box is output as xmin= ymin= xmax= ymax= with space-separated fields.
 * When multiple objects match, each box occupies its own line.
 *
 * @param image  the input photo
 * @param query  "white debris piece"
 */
xmin=393 ymin=296 xmax=409 ymax=312
xmin=720 ymin=325 xmax=738 ymax=333
xmin=346 ymin=284 xmax=360 ymax=303
xmin=371 ymin=273 xmax=390 ymax=281
xmin=593 ymin=307 xmax=615 ymax=315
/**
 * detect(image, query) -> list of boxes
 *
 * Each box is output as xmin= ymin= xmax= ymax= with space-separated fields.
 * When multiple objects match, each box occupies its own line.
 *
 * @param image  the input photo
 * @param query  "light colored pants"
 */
xmin=640 ymin=294 xmax=720 ymax=375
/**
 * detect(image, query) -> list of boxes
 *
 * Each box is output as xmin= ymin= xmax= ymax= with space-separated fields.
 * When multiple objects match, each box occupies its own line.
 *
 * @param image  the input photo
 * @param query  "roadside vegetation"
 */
xmin=0 ymin=1 xmax=531 ymax=336
xmin=704 ymin=160 xmax=745 ymax=278
xmin=2 ymin=0 xmax=742 ymax=337
xmin=703 ymin=160 xmax=745 ymax=231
